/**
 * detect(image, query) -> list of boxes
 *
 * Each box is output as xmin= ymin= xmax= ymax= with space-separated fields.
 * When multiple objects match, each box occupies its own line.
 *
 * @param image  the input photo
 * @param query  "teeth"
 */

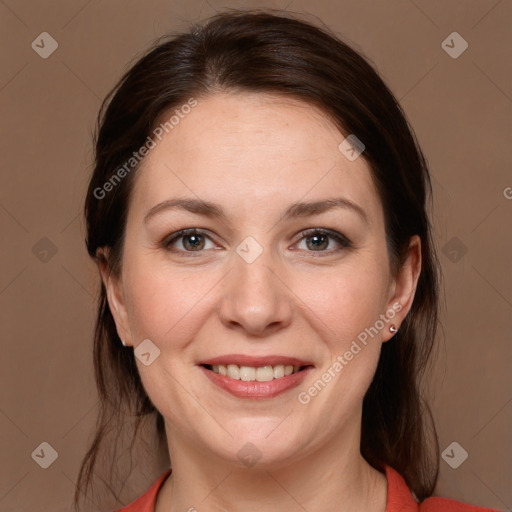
xmin=256 ymin=366 xmax=274 ymax=382
xmin=227 ymin=364 xmax=240 ymax=380
xmin=273 ymin=365 xmax=285 ymax=379
xmin=240 ymin=366 xmax=256 ymax=381
xmin=210 ymin=363 xmax=303 ymax=381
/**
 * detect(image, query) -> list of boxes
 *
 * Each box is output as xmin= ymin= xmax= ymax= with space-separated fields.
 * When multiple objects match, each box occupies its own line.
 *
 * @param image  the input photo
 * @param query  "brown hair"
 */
xmin=76 ymin=8 xmax=441 ymax=509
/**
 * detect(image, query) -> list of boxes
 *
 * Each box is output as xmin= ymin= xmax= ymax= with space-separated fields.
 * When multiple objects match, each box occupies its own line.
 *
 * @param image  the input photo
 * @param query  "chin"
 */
xmin=205 ymin=423 xmax=307 ymax=469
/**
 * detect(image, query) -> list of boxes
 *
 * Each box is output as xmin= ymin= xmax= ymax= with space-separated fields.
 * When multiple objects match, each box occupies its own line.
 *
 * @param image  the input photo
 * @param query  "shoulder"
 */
xmin=419 ymin=496 xmax=502 ymax=512
xmin=114 ymin=468 xmax=172 ymax=512
xmin=383 ymin=465 xmax=501 ymax=512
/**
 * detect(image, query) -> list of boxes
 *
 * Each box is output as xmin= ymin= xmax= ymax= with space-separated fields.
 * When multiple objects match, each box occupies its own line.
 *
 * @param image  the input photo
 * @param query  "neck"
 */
xmin=156 ymin=421 xmax=388 ymax=512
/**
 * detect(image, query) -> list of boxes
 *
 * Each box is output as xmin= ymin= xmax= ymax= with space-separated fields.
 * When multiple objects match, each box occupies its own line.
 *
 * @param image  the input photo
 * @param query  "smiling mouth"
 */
xmin=201 ymin=364 xmax=312 ymax=382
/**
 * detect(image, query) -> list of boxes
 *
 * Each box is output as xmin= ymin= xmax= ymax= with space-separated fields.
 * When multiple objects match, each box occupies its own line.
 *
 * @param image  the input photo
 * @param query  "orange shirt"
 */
xmin=115 ymin=464 xmax=500 ymax=511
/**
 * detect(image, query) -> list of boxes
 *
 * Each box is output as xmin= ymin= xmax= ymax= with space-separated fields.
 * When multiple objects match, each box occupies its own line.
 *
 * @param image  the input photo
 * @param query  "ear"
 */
xmin=382 ymin=234 xmax=422 ymax=342
xmin=96 ymin=247 xmax=133 ymax=347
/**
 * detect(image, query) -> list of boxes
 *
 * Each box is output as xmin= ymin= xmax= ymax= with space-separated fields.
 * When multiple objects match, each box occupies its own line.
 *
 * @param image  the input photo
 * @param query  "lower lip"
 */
xmin=199 ymin=366 xmax=313 ymax=399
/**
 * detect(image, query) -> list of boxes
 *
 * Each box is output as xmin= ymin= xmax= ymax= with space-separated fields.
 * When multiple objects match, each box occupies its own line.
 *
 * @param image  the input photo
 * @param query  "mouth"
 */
xmin=201 ymin=363 xmax=312 ymax=382
xmin=197 ymin=356 xmax=314 ymax=398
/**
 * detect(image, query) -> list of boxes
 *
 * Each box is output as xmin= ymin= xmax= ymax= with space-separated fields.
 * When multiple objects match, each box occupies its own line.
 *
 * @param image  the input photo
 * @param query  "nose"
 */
xmin=218 ymin=245 xmax=293 ymax=337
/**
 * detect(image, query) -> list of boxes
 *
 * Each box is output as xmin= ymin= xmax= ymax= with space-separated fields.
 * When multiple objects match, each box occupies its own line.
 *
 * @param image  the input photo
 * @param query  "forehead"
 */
xmin=128 ymin=92 xmax=384 ymax=229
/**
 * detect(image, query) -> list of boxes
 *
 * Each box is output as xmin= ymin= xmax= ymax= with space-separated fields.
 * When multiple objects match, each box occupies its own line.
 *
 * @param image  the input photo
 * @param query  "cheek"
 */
xmin=122 ymin=259 xmax=218 ymax=346
xmin=294 ymin=260 xmax=388 ymax=344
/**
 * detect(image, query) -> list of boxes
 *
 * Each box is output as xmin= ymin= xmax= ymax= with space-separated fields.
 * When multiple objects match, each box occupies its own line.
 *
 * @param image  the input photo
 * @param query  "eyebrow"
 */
xmin=143 ymin=197 xmax=369 ymax=226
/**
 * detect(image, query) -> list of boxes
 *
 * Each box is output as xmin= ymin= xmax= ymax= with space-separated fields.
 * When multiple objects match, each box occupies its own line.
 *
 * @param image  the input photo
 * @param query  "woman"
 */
xmin=75 ymin=9 xmax=500 ymax=512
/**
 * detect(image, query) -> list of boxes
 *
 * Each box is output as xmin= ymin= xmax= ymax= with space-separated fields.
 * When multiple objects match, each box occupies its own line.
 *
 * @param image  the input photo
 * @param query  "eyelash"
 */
xmin=163 ymin=228 xmax=353 ymax=257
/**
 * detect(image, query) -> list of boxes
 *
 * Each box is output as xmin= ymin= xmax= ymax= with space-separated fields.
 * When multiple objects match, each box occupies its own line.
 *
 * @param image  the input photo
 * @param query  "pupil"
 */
xmin=185 ymin=235 xmax=203 ymax=250
xmin=308 ymin=234 xmax=327 ymax=250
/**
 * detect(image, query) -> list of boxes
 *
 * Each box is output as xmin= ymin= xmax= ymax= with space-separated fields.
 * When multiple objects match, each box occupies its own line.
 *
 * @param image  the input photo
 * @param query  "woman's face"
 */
xmin=102 ymin=91 xmax=419 ymax=468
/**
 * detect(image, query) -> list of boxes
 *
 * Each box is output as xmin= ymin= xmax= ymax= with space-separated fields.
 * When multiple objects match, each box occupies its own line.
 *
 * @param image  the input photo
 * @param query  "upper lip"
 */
xmin=198 ymin=354 xmax=314 ymax=367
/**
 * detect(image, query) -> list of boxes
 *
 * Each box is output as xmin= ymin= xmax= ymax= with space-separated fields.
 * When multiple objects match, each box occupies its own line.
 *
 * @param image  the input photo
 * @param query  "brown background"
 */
xmin=0 ymin=0 xmax=511 ymax=511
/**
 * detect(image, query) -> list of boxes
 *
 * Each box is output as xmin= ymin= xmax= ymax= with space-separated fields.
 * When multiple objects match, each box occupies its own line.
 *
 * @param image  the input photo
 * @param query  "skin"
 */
xmin=99 ymin=91 xmax=421 ymax=511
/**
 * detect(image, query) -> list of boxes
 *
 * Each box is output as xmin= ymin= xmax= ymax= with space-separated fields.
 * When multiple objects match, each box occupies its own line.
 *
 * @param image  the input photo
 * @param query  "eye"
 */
xmin=163 ymin=227 xmax=352 ymax=257
xmin=294 ymin=228 xmax=352 ymax=254
xmin=165 ymin=229 xmax=216 ymax=254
